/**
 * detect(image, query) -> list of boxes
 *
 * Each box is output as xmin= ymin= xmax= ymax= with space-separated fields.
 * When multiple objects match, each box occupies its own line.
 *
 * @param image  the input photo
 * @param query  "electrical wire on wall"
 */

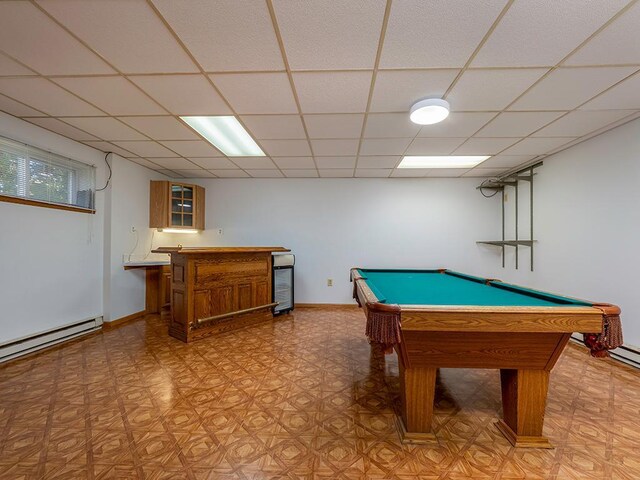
xmin=96 ymin=152 xmax=112 ymax=192
xmin=143 ymin=229 xmax=156 ymax=260
xmin=127 ymin=228 xmax=139 ymax=262
xmin=478 ymin=178 xmax=501 ymax=198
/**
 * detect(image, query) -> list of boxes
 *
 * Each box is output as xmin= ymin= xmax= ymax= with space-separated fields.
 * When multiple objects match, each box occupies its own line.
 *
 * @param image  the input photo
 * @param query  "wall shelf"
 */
xmin=477 ymin=161 xmax=542 ymax=271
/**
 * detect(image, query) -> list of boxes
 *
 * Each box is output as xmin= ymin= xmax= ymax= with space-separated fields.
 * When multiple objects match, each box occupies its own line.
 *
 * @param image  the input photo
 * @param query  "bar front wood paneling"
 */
xmin=153 ymin=247 xmax=290 ymax=342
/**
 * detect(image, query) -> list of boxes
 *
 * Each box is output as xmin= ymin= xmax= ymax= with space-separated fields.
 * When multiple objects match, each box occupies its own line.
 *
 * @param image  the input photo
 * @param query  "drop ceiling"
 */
xmin=0 ymin=0 xmax=639 ymax=179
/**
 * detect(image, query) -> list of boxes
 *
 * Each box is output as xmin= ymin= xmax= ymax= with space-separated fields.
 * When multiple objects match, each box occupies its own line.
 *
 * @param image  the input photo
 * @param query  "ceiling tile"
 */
xmin=424 ymin=169 xmax=466 ymax=177
xmin=462 ymin=168 xmax=507 ymax=177
xmin=319 ymin=169 xmax=354 ymax=178
xmin=210 ymin=169 xmax=250 ymax=178
xmin=130 ymin=75 xmax=231 ymax=115
xmin=0 ymin=53 xmax=34 ymax=76
xmin=404 ymin=138 xmax=466 ymax=155
xmin=148 ymin=157 xmax=200 ymax=169
xmin=127 ymin=157 xmax=163 ymax=170
xmin=364 ymin=113 xmax=421 ymax=138
xmin=355 ymin=169 xmax=392 ymax=178
xmin=475 ymin=112 xmax=565 ymax=137
xmin=370 ymin=70 xmax=458 ymax=112
xmin=0 ymin=78 xmax=103 ymax=116
xmin=260 ymin=139 xmax=311 ymax=157
xmin=390 ymin=169 xmax=427 ymax=177
xmin=232 ymin=157 xmax=278 ymax=170
xmin=356 ymin=156 xmax=400 ymax=168
xmin=533 ymin=110 xmax=635 ymax=137
xmin=447 ymin=69 xmax=548 ymax=111
xmin=240 ymin=115 xmax=305 ymax=139
xmin=0 ymin=94 xmax=46 ymax=117
xmin=566 ymin=3 xmax=640 ymax=66
xmin=316 ymin=157 xmax=356 ymax=169
xmin=510 ymin=67 xmax=637 ymax=111
xmin=25 ymin=118 xmax=99 ymax=141
xmin=304 ymin=114 xmax=364 ymax=139
xmin=37 ymin=0 xmax=197 ymax=74
xmin=472 ymin=1 xmax=628 ymax=67
xmin=311 ymin=139 xmax=359 ymax=156
xmin=211 ymin=73 xmax=297 ymax=114
xmin=53 ymin=77 xmax=165 ymax=115
xmin=360 ymin=138 xmax=413 ymax=156
xmin=580 ymin=72 xmax=640 ymax=110
xmin=282 ymin=169 xmax=318 ymax=178
xmin=113 ymin=141 xmax=176 ymax=157
xmin=272 ymin=157 xmax=316 ymax=169
xmin=273 ymin=0 xmax=385 ymax=70
xmin=189 ymin=157 xmax=238 ymax=169
xmin=381 ymin=0 xmax=508 ymax=68
xmin=247 ymin=169 xmax=284 ymax=178
xmin=156 ymin=169 xmax=184 ymax=178
xmin=454 ymin=138 xmax=519 ymax=155
xmin=63 ymin=117 xmax=147 ymax=141
xmin=160 ymin=140 xmax=222 ymax=157
xmin=173 ymin=169 xmax=215 ymax=178
xmin=119 ymin=116 xmax=198 ymax=140
xmin=293 ymin=71 xmax=372 ymax=113
xmin=152 ymin=0 xmax=283 ymax=71
xmin=476 ymin=155 xmax=535 ymax=169
xmin=0 ymin=1 xmax=114 ymax=75
xmin=417 ymin=112 xmax=496 ymax=137
xmin=500 ymin=137 xmax=574 ymax=155
xmin=83 ymin=141 xmax=138 ymax=158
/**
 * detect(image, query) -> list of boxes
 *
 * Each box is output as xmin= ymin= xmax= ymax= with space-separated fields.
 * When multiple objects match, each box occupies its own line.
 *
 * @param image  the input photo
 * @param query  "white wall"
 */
xmin=3 ymin=107 xmax=637 ymax=352
xmin=166 ymin=178 xmax=501 ymax=304
xmin=0 ymin=112 xmax=107 ymax=343
xmin=484 ymin=118 xmax=640 ymax=348
xmin=103 ymin=154 xmax=169 ymax=322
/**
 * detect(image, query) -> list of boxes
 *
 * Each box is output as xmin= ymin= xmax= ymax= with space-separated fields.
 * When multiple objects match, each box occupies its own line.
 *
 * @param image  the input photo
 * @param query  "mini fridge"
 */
xmin=272 ymin=254 xmax=294 ymax=315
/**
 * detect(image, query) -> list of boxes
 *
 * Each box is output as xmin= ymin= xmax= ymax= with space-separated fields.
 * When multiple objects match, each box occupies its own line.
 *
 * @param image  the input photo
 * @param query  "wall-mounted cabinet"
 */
xmin=150 ymin=181 xmax=205 ymax=231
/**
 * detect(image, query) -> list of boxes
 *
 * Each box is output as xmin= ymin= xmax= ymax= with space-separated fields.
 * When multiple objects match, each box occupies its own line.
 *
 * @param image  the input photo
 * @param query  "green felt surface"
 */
xmin=358 ymin=269 xmax=591 ymax=307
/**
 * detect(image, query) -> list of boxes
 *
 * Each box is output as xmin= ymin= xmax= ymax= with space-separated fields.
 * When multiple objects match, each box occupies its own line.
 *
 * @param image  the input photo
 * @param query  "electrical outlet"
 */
xmin=327 ymin=279 xmax=333 ymax=287
xmin=217 ymin=228 xmax=224 ymax=235
xmin=130 ymin=226 xmax=136 ymax=233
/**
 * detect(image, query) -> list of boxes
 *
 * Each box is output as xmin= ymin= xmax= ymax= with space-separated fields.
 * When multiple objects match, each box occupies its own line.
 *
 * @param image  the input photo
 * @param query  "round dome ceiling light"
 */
xmin=409 ymin=98 xmax=450 ymax=125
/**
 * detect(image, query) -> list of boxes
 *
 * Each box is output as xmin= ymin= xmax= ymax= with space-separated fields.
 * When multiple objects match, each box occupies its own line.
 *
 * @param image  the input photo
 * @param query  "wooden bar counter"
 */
xmin=152 ymin=246 xmax=290 ymax=342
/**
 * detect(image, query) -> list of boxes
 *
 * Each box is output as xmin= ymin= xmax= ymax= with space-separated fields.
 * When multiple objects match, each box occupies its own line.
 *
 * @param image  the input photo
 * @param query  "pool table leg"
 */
xmin=497 ymin=369 xmax=553 ymax=448
xmin=398 ymin=363 xmax=438 ymax=444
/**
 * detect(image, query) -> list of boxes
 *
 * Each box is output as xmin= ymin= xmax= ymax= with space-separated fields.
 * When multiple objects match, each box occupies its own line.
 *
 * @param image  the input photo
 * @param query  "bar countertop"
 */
xmin=152 ymin=246 xmax=290 ymax=255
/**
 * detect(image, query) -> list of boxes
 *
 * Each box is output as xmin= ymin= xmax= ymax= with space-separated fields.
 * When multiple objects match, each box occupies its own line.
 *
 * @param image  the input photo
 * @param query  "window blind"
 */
xmin=0 ymin=136 xmax=96 ymax=211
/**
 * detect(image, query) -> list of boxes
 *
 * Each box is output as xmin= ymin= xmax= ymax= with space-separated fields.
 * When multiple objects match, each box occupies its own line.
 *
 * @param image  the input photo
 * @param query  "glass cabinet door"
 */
xmin=170 ymin=183 xmax=195 ymax=227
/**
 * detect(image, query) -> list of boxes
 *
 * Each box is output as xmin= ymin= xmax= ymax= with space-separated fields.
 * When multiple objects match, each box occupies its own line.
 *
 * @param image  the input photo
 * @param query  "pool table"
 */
xmin=351 ymin=268 xmax=622 ymax=448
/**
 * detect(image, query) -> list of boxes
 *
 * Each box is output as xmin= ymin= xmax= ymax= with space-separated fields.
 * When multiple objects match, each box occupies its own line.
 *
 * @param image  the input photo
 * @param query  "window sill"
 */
xmin=0 ymin=194 xmax=95 ymax=214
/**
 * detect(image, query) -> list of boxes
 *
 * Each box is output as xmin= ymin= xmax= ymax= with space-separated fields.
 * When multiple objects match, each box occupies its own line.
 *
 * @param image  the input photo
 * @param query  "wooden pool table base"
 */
xmin=393 ymin=332 xmax=572 ymax=448
xmin=395 ymin=365 xmax=556 ymax=448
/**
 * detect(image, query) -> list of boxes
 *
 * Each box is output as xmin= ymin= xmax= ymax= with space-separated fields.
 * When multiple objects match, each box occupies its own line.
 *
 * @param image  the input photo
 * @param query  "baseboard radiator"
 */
xmin=0 ymin=316 xmax=103 ymax=364
xmin=571 ymin=334 xmax=640 ymax=368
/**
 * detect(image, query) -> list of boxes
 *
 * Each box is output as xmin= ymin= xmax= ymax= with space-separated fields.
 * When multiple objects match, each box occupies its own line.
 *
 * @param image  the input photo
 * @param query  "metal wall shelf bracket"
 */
xmin=476 ymin=162 xmax=542 ymax=271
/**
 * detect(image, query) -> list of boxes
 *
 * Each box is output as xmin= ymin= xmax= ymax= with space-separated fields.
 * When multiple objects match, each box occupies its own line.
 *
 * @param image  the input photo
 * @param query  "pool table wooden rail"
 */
xmin=350 ymin=267 xmax=604 ymax=333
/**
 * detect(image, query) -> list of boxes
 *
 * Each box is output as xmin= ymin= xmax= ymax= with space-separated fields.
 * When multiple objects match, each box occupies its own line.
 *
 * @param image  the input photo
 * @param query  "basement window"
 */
xmin=0 ymin=136 xmax=96 ymax=213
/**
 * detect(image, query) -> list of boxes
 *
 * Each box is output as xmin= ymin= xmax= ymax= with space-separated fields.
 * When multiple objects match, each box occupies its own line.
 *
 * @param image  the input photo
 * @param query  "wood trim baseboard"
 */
xmin=295 ymin=303 xmax=359 ymax=310
xmin=0 ymin=194 xmax=95 ymax=214
xmin=103 ymin=310 xmax=147 ymax=330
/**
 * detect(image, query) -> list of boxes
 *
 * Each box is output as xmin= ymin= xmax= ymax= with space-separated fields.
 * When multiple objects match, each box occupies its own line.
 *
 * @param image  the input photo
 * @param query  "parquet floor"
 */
xmin=0 ymin=308 xmax=639 ymax=479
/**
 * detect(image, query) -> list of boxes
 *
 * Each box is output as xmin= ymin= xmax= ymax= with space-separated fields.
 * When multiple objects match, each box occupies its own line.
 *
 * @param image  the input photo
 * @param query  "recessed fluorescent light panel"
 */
xmin=180 ymin=116 xmax=265 ymax=157
xmin=398 ymin=156 xmax=490 ymax=169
